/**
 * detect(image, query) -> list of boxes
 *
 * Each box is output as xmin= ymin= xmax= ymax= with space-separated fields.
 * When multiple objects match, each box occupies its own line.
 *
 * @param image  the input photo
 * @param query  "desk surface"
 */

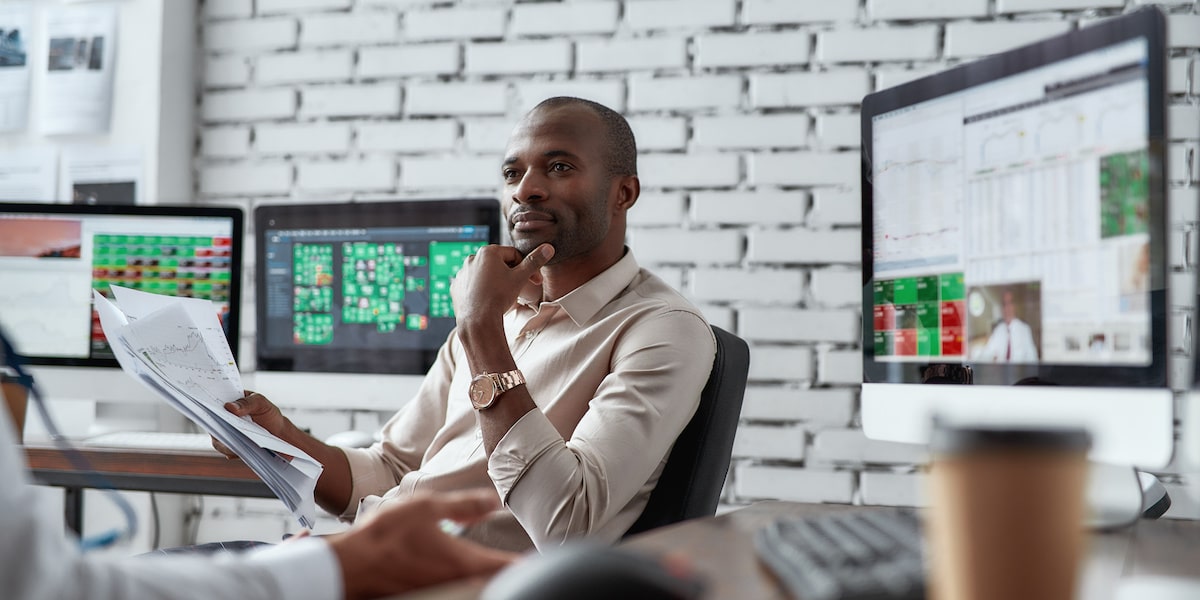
xmin=399 ymin=502 xmax=1200 ymax=600
xmin=23 ymin=443 xmax=272 ymax=498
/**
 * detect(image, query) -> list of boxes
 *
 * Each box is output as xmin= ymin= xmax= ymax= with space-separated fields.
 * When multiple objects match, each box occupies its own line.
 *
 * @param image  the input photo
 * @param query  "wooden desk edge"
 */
xmin=23 ymin=443 xmax=262 ymax=481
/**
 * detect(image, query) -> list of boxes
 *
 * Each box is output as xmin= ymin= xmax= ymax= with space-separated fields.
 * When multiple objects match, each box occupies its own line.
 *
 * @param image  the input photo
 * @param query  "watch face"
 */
xmin=469 ymin=376 xmax=494 ymax=408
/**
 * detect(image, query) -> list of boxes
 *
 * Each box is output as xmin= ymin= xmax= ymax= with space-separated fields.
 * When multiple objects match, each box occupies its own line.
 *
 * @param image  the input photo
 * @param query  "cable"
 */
xmin=149 ymin=492 xmax=161 ymax=550
xmin=1 ymin=326 xmax=138 ymax=551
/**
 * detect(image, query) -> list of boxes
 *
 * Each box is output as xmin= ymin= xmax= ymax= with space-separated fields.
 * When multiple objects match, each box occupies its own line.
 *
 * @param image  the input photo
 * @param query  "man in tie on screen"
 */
xmin=980 ymin=290 xmax=1039 ymax=363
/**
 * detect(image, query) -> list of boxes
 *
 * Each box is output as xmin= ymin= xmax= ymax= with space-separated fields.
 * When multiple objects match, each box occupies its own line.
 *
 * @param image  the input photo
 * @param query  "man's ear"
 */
xmin=614 ymin=175 xmax=639 ymax=211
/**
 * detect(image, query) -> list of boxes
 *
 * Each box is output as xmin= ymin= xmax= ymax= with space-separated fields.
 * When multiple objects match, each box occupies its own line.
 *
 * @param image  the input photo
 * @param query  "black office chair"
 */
xmin=624 ymin=325 xmax=750 ymax=537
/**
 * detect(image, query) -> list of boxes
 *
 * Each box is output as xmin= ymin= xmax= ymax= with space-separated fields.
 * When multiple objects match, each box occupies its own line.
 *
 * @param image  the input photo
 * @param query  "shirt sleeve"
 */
xmin=0 ymin=409 xmax=342 ymax=600
xmin=338 ymin=331 xmax=458 ymax=519
xmin=486 ymin=310 xmax=716 ymax=549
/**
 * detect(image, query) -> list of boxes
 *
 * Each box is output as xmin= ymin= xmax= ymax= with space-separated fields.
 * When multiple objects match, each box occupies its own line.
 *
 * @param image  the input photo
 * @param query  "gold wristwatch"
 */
xmin=468 ymin=369 xmax=525 ymax=410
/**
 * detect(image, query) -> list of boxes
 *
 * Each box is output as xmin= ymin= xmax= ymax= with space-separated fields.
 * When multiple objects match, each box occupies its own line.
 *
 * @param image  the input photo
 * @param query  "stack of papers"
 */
xmin=93 ymin=285 xmax=321 ymax=528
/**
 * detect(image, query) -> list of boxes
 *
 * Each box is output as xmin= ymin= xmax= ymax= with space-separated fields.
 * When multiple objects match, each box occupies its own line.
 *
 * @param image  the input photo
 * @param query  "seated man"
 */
xmin=221 ymin=97 xmax=716 ymax=551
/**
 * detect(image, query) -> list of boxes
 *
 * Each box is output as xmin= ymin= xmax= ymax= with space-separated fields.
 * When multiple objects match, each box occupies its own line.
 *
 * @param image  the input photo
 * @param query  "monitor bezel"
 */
xmin=860 ymin=8 xmax=1169 ymax=389
xmin=254 ymin=198 xmax=502 ymax=376
xmin=0 ymin=201 xmax=245 ymax=368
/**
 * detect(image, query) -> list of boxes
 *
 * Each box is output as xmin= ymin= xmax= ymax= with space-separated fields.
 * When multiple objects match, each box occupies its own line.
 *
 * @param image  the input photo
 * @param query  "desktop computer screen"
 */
xmin=860 ymin=8 xmax=1172 ymax=468
xmin=0 ymin=202 xmax=243 ymax=417
xmin=254 ymin=199 xmax=500 ymax=380
xmin=0 ymin=202 xmax=243 ymax=366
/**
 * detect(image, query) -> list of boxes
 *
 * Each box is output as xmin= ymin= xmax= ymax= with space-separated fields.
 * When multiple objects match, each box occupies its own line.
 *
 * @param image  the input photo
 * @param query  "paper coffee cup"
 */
xmin=927 ymin=424 xmax=1091 ymax=600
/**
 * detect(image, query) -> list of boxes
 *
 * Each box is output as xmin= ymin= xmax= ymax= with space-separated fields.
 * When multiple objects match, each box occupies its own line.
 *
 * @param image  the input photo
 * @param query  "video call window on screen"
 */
xmin=870 ymin=37 xmax=1153 ymax=368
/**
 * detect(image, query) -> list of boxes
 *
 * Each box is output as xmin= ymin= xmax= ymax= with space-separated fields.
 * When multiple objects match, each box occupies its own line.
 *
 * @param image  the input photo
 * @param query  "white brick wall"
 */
xmin=297 ymin=158 xmax=395 ymax=192
xmin=740 ymin=387 xmax=856 ymax=426
xmin=629 ymin=75 xmax=743 ymax=112
xmin=751 ymin=70 xmax=872 ymax=108
xmin=695 ymin=32 xmax=810 ymax=68
xmin=743 ymin=0 xmax=859 ymax=25
xmin=300 ymin=83 xmax=400 ymax=118
xmin=625 ymin=0 xmax=736 ymax=31
xmin=205 ymin=18 xmax=297 ymax=52
xmin=944 ymin=21 xmax=1073 ymax=58
xmin=402 ymin=6 xmax=506 ymax=42
xmin=195 ymin=0 xmax=1200 ymax=530
xmin=868 ymin=0 xmax=989 ymax=20
xmin=301 ymin=13 xmax=396 ymax=46
xmin=203 ymin=89 xmax=295 ymax=121
xmin=510 ymin=1 xmax=619 ymax=37
xmin=359 ymin=44 xmax=460 ymax=78
xmin=691 ymin=191 xmax=807 ymax=225
xmin=406 ymin=82 xmax=506 ymax=116
xmin=464 ymin=41 xmax=572 ymax=76
xmin=818 ymin=26 xmax=940 ymax=63
xmin=256 ymin=122 xmax=351 ymax=154
xmin=577 ymin=38 xmax=688 ymax=73
xmin=257 ymin=50 xmax=353 ymax=85
xmin=693 ymin=115 xmax=809 ymax=149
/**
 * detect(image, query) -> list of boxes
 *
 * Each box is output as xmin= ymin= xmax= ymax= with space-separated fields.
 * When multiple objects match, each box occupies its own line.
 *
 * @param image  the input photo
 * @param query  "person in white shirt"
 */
xmin=978 ymin=290 xmax=1039 ymax=363
xmin=0 ymin=388 xmax=513 ymax=600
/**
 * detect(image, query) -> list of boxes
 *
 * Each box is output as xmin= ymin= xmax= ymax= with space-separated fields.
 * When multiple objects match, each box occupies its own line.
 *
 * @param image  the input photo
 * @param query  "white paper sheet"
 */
xmin=61 ymin=146 xmax=140 ymax=205
xmin=40 ymin=3 xmax=116 ymax=135
xmin=0 ymin=3 xmax=33 ymax=132
xmin=93 ymin=287 xmax=323 ymax=528
xmin=0 ymin=147 xmax=57 ymax=201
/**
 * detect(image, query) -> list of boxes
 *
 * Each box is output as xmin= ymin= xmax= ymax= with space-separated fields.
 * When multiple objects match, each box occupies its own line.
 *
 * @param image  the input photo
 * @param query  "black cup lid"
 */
xmin=930 ymin=422 xmax=1092 ymax=454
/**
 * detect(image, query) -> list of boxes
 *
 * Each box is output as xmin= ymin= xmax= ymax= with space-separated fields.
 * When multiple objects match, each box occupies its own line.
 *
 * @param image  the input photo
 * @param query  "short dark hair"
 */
xmin=531 ymin=96 xmax=638 ymax=178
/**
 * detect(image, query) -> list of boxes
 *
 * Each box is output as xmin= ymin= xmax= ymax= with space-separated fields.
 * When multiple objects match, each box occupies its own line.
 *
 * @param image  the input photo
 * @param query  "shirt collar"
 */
xmin=516 ymin=248 xmax=640 ymax=326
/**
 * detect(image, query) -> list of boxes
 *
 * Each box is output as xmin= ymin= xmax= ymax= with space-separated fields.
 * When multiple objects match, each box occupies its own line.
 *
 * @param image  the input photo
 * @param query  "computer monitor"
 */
xmin=252 ymin=199 xmax=501 ymax=410
xmin=0 ymin=202 xmax=243 ymax=412
xmin=860 ymin=8 xmax=1173 ymax=470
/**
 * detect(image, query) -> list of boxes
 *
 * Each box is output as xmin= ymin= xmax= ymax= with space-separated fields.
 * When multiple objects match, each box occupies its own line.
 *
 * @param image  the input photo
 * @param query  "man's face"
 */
xmin=1002 ymin=292 xmax=1016 ymax=323
xmin=501 ymin=105 xmax=615 ymax=264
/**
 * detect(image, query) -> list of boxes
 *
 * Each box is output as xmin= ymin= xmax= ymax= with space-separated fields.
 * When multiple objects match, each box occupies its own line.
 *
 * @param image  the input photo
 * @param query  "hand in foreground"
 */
xmin=327 ymin=490 xmax=516 ymax=600
xmin=212 ymin=391 xmax=290 ymax=458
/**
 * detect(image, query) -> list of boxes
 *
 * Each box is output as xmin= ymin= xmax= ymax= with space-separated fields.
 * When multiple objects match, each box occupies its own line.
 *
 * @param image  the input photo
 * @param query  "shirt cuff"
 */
xmin=487 ymin=409 xmax=560 ymax=501
xmin=339 ymin=446 xmax=388 ymax=520
xmin=246 ymin=537 xmax=342 ymax=600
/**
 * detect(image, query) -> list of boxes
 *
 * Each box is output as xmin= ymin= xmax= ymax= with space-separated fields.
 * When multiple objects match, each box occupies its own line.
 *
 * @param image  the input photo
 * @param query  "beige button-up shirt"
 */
xmin=340 ymin=250 xmax=715 ymax=551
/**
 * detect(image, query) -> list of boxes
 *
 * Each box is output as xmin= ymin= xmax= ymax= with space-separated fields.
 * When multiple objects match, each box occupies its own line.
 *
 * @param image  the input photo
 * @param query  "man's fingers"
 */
xmin=426 ymin=490 xmax=501 ymax=524
xmin=211 ymin=437 xmax=238 ymax=459
xmin=225 ymin=391 xmax=267 ymax=416
xmin=518 ymin=243 xmax=554 ymax=276
xmin=450 ymin=540 xmax=517 ymax=573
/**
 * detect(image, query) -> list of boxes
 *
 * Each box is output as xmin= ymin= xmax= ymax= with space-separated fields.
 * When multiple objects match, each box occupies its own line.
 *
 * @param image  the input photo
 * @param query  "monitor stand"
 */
xmin=1086 ymin=461 xmax=1168 ymax=530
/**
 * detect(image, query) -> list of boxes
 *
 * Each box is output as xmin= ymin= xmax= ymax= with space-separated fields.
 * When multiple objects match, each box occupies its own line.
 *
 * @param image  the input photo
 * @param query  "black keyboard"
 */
xmin=754 ymin=508 xmax=927 ymax=600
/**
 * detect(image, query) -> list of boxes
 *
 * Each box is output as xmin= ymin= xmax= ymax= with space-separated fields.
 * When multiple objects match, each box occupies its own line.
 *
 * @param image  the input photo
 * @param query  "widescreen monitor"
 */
xmin=0 ymin=202 xmax=243 ymax=406
xmin=252 ymin=199 xmax=500 ymax=410
xmin=860 ymin=8 xmax=1173 ymax=469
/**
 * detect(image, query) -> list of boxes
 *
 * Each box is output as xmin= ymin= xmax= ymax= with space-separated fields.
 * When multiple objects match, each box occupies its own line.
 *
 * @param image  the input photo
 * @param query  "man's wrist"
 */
xmin=456 ymin=317 xmax=506 ymax=352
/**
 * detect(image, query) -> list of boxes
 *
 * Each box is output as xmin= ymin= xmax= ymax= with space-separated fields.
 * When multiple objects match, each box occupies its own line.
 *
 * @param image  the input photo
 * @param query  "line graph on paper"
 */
xmin=872 ymin=122 xmax=965 ymax=274
xmin=121 ymin=304 xmax=243 ymax=407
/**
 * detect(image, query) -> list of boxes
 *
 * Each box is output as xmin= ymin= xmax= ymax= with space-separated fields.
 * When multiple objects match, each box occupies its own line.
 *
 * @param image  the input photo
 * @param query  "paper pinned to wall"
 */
xmin=0 ymin=3 xmax=33 ymax=133
xmin=40 ymin=2 xmax=116 ymax=135
xmin=61 ymin=145 xmax=140 ymax=205
xmin=0 ymin=147 xmax=57 ymax=201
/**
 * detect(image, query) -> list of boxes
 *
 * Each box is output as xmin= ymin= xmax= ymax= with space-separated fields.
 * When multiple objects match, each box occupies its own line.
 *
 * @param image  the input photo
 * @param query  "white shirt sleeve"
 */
xmin=0 ymin=407 xmax=342 ymax=600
